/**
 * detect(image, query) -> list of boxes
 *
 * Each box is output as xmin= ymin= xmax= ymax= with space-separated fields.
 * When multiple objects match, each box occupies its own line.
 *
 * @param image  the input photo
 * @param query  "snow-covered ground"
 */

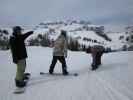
xmin=0 ymin=47 xmax=133 ymax=100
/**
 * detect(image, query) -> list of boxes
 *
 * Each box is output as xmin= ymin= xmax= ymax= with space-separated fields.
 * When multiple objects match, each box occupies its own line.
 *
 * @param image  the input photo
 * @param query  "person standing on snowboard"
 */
xmin=10 ymin=26 xmax=33 ymax=87
xmin=86 ymin=45 xmax=105 ymax=70
xmin=49 ymin=30 xmax=69 ymax=75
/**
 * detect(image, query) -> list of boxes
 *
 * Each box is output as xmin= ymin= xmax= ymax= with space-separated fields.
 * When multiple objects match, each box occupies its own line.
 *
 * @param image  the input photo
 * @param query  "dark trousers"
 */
xmin=96 ymin=52 xmax=103 ymax=65
xmin=92 ymin=52 xmax=103 ymax=69
xmin=49 ymin=56 xmax=67 ymax=73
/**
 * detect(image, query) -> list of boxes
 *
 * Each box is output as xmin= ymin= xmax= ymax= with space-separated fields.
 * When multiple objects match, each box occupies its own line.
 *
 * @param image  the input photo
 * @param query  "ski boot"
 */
xmin=15 ymin=79 xmax=27 ymax=88
xmin=63 ymin=70 xmax=69 ymax=75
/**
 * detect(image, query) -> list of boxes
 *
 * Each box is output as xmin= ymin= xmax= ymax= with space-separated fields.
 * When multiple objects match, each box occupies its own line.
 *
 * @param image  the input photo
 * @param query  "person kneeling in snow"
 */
xmin=10 ymin=26 xmax=33 ymax=87
xmin=49 ymin=30 xmax=69 ymax=75
xmin=86 ymin=45 xmax=105 ymax=70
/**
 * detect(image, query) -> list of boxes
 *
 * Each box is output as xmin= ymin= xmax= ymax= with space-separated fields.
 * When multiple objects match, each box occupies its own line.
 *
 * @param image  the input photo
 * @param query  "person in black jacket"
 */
xmin=10 ymin=26 xmax=33 ymax=87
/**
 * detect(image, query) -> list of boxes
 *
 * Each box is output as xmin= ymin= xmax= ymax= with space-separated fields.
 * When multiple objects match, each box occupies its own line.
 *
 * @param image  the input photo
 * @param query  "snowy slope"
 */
xmin=107 ymin=32 xmax=128 ymax=50
xmin=68 ymin=30 xmax=109 ymax=47
xmin=26 ymin=24 xmax=111 ymax=49
xmin=0 ymin=21 xmax=129 ymax=50
xmin=30 ymin=23 xmax=129 ymax=50
xmin=0 ymin=47 xmax=133 ymax=100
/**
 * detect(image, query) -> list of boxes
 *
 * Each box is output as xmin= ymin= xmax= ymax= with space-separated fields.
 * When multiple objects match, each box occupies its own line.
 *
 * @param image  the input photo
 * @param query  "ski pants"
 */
xmin=15 ymin=59 xmax=26 ymax=81
xmin=92 ymin=52 xmax=103 ymax=66
xmin=49 ymin=56 xmax=67 ymax=72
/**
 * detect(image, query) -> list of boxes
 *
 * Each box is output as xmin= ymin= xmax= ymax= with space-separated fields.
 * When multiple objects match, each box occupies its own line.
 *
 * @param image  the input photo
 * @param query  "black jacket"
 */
xmin=10 ymin=31 xmax=33 ymax=63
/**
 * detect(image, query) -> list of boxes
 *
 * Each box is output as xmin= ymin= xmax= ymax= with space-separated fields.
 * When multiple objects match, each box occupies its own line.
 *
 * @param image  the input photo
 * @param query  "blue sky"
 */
xmin=0 ymin=0 xmax=133 ymax=31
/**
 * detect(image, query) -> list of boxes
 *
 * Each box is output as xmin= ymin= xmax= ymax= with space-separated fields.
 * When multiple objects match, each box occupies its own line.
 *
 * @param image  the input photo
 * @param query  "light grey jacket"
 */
xmin=53 ymin=35 xmax=68 ymax=57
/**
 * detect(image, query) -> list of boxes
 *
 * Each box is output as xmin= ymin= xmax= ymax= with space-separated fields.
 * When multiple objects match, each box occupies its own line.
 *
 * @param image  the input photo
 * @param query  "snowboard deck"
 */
xmin=14 ymin=87 xmax=26 ymax=94
xmin=40 ymin=72 xmax=78 ymax=76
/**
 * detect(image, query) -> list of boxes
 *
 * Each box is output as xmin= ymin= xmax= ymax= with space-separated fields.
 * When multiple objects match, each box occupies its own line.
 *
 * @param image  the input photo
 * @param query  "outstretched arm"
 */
xmin=22 ymin=31 xmax=34 ymax=40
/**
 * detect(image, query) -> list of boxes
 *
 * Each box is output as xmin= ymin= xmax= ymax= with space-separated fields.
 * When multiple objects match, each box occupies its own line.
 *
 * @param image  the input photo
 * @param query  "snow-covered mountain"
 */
xmin=0 ymin=20 xmax=131 ymax=51
xmin=29 ymin=21 xmax=129 ymax=51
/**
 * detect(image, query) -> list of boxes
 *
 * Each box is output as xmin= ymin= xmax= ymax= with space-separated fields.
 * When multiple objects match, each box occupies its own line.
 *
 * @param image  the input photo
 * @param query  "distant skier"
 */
xmin=86 ymin=45 xmax=105 ymax=70
xmin=49 ymin=30 xmax=69 ymax=75
xmin=10 ymin=26 xmax=33 ymax=87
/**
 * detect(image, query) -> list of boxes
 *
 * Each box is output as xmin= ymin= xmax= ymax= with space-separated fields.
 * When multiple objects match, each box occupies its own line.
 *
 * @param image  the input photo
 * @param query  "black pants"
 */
xmin=49 ymin=56 xmax=67 ymax=73
xmin=92 ymin=52 xmax=103 ymax=68
xmin=96 ymin=52 xmax=103 ymax=65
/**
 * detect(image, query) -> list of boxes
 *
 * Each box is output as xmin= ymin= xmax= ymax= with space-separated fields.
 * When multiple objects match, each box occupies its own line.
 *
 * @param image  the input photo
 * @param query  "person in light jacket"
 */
xmin=49 ymin=30 xmax=69 ymax=75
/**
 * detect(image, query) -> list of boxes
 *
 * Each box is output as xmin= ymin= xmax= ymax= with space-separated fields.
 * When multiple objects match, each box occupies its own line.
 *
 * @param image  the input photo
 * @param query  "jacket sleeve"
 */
xmin=22 ymin=31 xmax=33 ymax=40
xmin=9 ymin=37 xmax=18 ymax=63
xmin=64 ymin=39 xmax=68 ymax=57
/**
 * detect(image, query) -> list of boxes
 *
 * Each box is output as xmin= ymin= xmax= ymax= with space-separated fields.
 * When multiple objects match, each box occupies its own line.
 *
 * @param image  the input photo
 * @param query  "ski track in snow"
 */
xmin=0 ymin=47 xmax=133 ymax=100
xmin=92 ymin=73 xmax=132 ymax=100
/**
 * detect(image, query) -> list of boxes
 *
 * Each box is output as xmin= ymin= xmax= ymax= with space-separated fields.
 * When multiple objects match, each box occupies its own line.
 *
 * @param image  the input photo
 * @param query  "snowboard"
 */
xmin=13 ymin=73 xmax=31 ymax=94
xmin=14 ymin=86 xmax=26 ymax=94
xmin=40 ymin=72 xmax=78 ymax=76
